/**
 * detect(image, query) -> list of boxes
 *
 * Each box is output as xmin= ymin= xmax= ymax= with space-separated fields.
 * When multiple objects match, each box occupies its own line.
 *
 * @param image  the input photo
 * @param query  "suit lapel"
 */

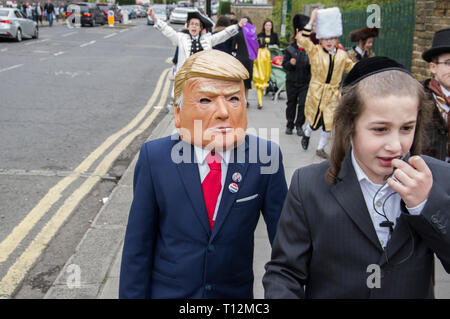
xmin=330 ymin=152 xmax=383 ymax=252
xmin=210 ymin=141 xmax=249 ymax=241
xmin=175 ymin=139 xmax=211 ymax=235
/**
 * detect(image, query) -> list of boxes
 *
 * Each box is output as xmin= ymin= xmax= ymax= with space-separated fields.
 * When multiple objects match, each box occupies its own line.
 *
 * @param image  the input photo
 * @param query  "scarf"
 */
xmin=428 ymin=78 xmax=450 ymax=106
xmin=428 ymin=78 xmax=449 ymax=158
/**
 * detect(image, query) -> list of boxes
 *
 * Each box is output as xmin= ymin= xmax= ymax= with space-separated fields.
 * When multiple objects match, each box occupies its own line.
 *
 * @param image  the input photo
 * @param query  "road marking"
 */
xmin=80 ymin=40 xmax=96 ymax=47
xmin=25 ymin=38 xmax=49 ymax=46
xmin=54 ymin=51 xmax=65 ymax=56
xmin=0 ymin=67 xmax=170 ymax=270
xmin=0 ymin=64 xmax=23 ymax=73
xmin=62 ymin=31 xmax=77 ymax=37
xmin=119 ymin=29 xmax=128 ymax=33
xmin=0 ymin=48 xmax=7 ymax=52
xmin=0 ymin=69 xmax=172 ymax=298
xmin=104 ymin=33 xmax=117 ymax=39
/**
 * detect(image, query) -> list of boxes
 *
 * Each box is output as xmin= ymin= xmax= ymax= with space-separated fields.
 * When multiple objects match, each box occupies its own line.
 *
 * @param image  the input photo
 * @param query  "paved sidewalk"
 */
xmin=44 ymin=87 xmax=449 ymax=299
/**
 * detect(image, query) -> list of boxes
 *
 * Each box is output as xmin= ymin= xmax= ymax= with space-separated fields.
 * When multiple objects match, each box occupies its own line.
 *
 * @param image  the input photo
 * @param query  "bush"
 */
xmin=218 ymin=1 xmax=231 ymax=16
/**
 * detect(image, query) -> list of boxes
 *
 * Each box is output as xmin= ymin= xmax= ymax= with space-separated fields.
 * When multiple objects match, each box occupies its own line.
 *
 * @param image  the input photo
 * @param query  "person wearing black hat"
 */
xmin=282 ymin=14 xmax=311 ymax=136
xmin=148 ymin=7 xmax=248 ymax=73
xmin=263 ymin=56 xmax=450 ymax=298
xmin=347 ymin=27 xmax=379 ymax=63
xmin=421 ymin=28 xmax=450 ymax=163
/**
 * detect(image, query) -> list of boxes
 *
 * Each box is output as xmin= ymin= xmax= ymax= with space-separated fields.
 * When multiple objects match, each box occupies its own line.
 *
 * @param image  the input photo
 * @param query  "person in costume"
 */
xmin=253 ymin=22 xmax=273 ymax=109
xmin=232 ymin=15 xmax=255 ymax=108
xmin=347 ymin=27 xmax=379 ymax=63
xmin=148 ymin=7 xmax=247 ymax=72
xmin=119 ymin=50 xmax=287 ymax=299
xmin=421 ymin=27 xmax=450 ymax=163
xmin=299 ymin=7 xmax=355 ymax=159
xmin=283 ymin=14 xmax=311 ymax=136
xmin=263 ymin=56 xmax=450 ymax=298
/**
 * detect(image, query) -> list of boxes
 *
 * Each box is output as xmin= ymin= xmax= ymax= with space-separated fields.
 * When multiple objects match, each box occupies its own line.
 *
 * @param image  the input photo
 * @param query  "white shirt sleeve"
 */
xmin=406 ymin=200 xmax=427 ymax=216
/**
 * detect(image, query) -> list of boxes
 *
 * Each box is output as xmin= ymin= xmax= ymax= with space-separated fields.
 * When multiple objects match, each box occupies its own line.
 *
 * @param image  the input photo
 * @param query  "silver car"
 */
xmin=0 ymin=8 xmax=38 ymax=42
xmin=169 ymin=7 xmax=197 ymax=24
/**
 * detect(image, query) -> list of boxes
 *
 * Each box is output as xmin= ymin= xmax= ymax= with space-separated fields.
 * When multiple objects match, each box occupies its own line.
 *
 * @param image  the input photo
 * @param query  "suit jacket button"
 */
xmin=431 ymin=215 xmax=438 ymax=223
xmin=208 ymin=245 xmax=215 ymax=252
xmin=205 ymin=284 xmax=212 ymax=291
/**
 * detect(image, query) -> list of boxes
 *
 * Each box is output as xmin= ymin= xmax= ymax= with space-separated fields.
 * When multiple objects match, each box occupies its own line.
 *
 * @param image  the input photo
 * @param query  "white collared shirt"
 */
xmin=354 ymin=45 xmax=365 ymax=57
xmin=194 ymin=146 xmax=231 ymax=222
xmin=351 ymin=151 xmax=425 ymax=248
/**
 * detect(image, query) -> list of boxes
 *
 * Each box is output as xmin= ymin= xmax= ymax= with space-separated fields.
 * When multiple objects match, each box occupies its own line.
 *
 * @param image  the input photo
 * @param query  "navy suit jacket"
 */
xmin=119 ymin=134 xmax=287 ymax=298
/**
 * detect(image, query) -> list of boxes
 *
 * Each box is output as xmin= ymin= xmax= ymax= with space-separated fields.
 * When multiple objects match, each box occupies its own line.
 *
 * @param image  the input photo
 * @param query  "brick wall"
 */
xmin=230 ymin=4 xmax=273 ymax=33
xmin=412 ymin=0 xmax=450 ymax=82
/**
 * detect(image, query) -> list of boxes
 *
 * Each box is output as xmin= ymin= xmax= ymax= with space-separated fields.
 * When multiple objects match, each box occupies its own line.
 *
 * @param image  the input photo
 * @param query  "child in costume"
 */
xmin=299 ymin=7 xmax=355 ymax=159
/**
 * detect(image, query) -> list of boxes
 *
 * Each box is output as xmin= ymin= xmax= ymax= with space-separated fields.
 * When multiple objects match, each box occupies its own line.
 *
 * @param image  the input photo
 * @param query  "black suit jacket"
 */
xmin=263 ymin=152 xmax=450 ymax=298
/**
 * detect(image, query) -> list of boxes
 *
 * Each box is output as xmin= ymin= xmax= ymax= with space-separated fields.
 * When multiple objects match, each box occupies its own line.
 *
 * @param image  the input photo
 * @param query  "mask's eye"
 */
xmin=228 ymin=96 xmax=240 ymax=102
xmin=199 ymin=98 xmax=211 ymax=104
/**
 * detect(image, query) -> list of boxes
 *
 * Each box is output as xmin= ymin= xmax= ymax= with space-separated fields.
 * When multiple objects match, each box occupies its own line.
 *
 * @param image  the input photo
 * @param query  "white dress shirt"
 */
xmin=351 ymin=151 xmax=426 ymax=248
xmin=194 ymin=146 xmax=231 ymax=223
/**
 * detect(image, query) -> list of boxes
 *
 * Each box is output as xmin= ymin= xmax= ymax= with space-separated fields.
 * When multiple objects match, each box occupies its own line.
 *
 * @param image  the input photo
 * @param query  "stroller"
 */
xmin=265 ymin=45 xmax=286 ymax=101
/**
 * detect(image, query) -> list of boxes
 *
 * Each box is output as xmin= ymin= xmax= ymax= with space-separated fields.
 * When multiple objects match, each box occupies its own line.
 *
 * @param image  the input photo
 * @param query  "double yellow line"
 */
xmin=0 ymin=68 xmax=171 ymax=298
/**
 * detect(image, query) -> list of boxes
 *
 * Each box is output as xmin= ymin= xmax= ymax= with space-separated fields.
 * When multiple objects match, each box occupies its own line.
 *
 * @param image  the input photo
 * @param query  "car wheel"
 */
xmin=15 ymin=28 xmax=22 ymax=42
xmin=32 ymin=28 xmax=39 ymax=39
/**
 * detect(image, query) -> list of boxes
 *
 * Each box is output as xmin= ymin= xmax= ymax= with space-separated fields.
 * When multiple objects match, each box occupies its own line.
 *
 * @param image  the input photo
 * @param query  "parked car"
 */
xmin=147 ymin=6 xmax=167 ymax=25
xmin=121 ymin=5 xmax=137 ymax=19
xmin=97 ymin=3 xmax=123 ymax=24
xmin=169 ymin=7 xmax=197 ymax=24
xmin=66 ymin=2 xmax=106 ymax=27
xmin=0 ymin=7 xmax=38 ymax=41
xmin=134 ymin=5 xmax=147 ymax=18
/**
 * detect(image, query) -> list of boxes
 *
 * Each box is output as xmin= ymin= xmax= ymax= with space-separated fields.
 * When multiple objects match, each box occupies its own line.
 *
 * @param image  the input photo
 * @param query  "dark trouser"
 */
xmin=286 ymin=83 xmax=308 ymax=129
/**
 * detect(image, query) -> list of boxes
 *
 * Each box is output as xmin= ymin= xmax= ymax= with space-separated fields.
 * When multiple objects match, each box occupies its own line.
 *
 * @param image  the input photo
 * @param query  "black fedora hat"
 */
xmin=343 ymin=56 xmax=412 ymax=88
xmin=187 ymin=11 xmax=213 ymax=29
xmin=293 ymin=14 xmax=309 ymax=33
xmin=422 ymin=28 xmax=450 ymax=62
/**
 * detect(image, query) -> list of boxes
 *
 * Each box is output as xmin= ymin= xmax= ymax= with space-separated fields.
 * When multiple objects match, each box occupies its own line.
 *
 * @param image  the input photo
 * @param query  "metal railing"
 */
xmin=341 ymin=0 xmax=416 ymax=70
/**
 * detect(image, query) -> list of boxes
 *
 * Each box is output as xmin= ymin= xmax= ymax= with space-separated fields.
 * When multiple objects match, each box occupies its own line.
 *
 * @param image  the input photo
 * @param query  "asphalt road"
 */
xmin=0 ymin=18 xmax=179 ymax=298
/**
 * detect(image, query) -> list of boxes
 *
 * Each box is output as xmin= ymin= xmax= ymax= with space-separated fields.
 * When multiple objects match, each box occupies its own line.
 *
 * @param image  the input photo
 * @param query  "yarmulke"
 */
xmin=342 ymin=56 xmax=412 ymax=88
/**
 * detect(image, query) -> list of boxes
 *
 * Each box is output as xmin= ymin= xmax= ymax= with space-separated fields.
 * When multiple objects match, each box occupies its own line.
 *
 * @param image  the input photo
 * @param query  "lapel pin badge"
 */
xmin=228 ymin=182 xmax=239 ymax=193
xmin=232 ymin=172 xmax=242 ymax=183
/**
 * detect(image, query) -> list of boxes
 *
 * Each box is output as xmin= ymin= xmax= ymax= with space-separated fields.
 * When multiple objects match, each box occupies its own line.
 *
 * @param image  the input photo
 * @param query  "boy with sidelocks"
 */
xmin=263 ymin=56 xmax=450 ymax=298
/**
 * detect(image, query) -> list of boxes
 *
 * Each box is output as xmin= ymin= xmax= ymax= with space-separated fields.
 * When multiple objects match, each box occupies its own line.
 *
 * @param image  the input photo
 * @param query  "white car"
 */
xmin=169 ymin=7 xmax=197 ymax=24
xmin=0 ymin=7 xmax=38 ymax=42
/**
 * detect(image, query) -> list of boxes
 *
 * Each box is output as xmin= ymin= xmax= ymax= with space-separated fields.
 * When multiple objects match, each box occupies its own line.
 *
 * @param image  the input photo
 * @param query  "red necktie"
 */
xmin=202 ymin=152 xmax=222 ymax=231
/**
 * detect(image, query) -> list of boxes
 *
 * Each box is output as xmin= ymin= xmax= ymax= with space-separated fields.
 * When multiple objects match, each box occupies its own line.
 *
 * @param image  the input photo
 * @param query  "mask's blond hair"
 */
xmin=174 ymin=50 xmax=249 ymax=105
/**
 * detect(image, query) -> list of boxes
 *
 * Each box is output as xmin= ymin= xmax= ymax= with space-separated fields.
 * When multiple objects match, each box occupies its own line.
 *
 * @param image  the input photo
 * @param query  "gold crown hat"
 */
xmin=174 ymin=50 xmax=249 ymax=103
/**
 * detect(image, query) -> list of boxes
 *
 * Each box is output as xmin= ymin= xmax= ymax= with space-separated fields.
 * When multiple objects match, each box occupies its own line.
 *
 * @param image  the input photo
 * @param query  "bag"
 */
xmin=242 ymin=23 xmax=258 ymax=61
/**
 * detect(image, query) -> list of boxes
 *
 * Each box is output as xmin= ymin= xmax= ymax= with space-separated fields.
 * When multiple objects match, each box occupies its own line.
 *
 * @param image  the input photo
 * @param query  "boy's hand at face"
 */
xmin=388 ymin=156 xmax=433 ymax=208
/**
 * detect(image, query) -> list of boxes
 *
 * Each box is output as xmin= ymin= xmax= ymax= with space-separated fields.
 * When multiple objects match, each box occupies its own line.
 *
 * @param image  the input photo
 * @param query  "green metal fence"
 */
xmin=341 ymin=0 xmax=415 ymax=70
